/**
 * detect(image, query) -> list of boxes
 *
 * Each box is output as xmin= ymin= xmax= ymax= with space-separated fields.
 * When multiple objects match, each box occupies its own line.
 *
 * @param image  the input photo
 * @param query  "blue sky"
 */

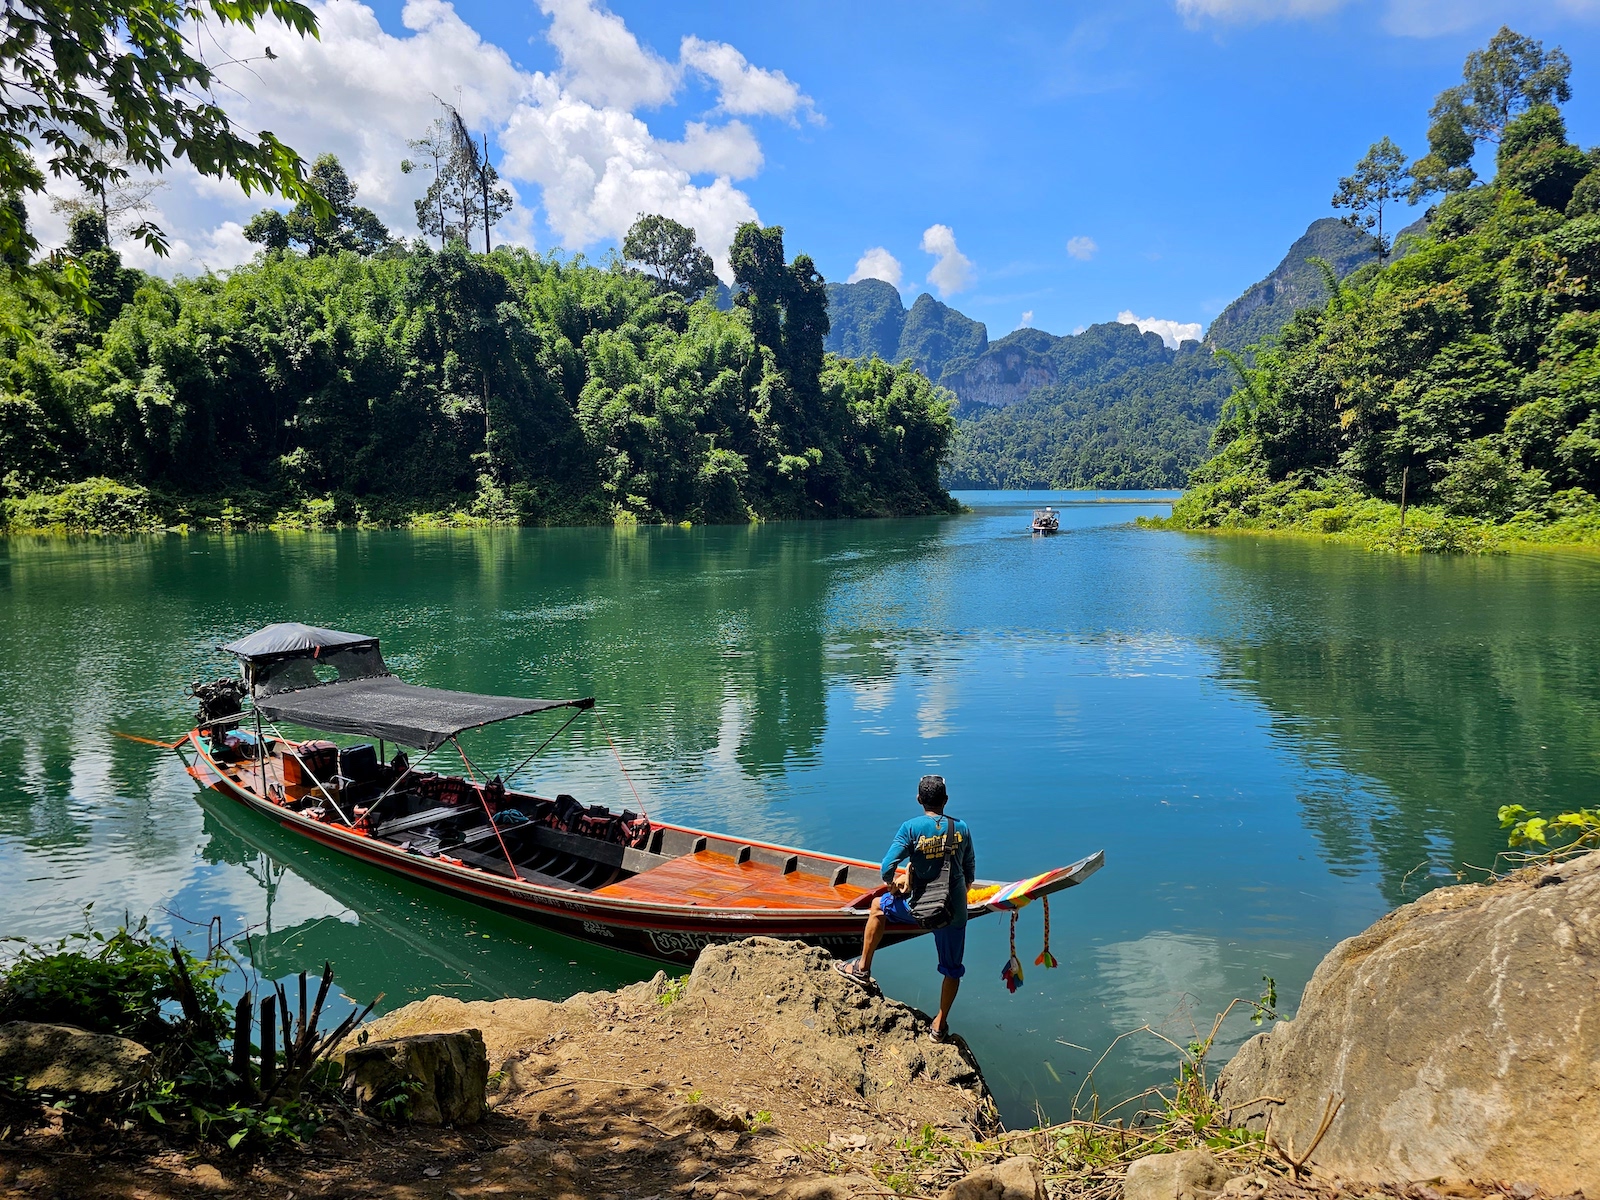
xmin=39 ymin=0 xmax=1600 ymax=342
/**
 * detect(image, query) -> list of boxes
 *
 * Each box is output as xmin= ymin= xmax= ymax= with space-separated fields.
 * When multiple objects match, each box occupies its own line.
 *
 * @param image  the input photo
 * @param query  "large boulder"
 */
xmin=1122 ymin=1150 xmax=1229 ymax=1200
xmin=342 ymin=1028 xmax=488 ymax=1125
xmin=0 ymin=1022 xmax=150 ymax=1098
xmin=1218 ymin=851 xmax=1600 ymax=1191
xmin=688 ymin=938 xmax=987 ymax=1102
xmin=938 ymin=1154 xmax=1045 ymax=1200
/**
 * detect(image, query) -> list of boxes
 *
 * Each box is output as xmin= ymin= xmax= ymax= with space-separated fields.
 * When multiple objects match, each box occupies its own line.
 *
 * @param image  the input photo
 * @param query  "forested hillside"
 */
xmin=941 ymin=323 xmax=1232 ymax=489
xmin=0 ymin=213 xmax=957 ymax=531
xmin=1204 ymin=218 xmax=1383 ymax=352
xmin=1166 ymin=28 xmax=1600 ymax=549
xmin=827 ymin=218 xmax=1380 ymax=490
xmin=824 ymin=281 xmax=987 ymax=381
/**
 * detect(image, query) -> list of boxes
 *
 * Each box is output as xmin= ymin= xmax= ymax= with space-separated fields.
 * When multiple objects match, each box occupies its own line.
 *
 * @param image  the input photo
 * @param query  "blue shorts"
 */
xmin=879 ymin=892 xmax=966 ymax=979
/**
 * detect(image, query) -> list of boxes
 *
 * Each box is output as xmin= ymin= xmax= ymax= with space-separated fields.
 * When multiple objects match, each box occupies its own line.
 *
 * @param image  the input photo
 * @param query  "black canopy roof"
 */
xmin=254 ymin=676 xmax=593 ymax=752
xmin=222 ymin=622 xmax=593 ymax=751
xmin=220 ymin=622 xmax=378 ymax=665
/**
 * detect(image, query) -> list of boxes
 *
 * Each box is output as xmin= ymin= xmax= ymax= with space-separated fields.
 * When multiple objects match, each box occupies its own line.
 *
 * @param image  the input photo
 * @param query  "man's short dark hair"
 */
xmin=918 ymin=775 xmax=948 ymax=810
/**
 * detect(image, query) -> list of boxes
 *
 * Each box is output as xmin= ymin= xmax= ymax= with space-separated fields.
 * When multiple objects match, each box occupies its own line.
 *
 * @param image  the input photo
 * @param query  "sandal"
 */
xmin=832 ymin=957 xmax=878 ymax=992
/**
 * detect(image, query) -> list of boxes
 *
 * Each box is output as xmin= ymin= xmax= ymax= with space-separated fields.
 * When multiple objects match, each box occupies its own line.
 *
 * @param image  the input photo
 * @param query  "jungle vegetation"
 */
xmin=1160 ymin=26 xmax=1600 ymax=550
xmin=0 ymin=207 xmax=957 ymax=531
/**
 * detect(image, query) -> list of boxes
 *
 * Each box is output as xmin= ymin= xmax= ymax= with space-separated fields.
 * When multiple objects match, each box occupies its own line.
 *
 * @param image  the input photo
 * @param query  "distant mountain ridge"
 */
xmin=1204 ymin=217 xmax=1384 ymax=352
xmin=823 ymin=217 xmax=1391 ymax=488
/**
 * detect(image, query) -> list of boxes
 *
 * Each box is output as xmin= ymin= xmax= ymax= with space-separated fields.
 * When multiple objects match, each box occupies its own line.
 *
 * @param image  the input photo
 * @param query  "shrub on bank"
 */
xmin=1146 ymin=465 xmax=1600 ymax=554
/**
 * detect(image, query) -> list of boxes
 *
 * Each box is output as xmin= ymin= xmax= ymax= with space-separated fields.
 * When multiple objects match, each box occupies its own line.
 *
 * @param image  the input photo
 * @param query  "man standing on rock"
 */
xmin=835 ymin=775 xmax=975 ymax=1042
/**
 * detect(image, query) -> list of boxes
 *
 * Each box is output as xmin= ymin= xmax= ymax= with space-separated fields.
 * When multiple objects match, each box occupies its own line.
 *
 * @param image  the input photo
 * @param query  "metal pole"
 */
xmin=262 ymin=721 xmax=353 ymax=826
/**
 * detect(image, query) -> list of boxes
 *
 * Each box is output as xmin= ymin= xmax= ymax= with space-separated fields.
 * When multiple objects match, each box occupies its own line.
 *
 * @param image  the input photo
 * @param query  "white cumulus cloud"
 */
xmin=538 ymin=0 xmax=678 ymax=110
xmin=1118 ymin=310 xmax=1202 ymax=350
xmin=1019 ymin=311 xmax=1034 ymax=328
xmin=1066 ymin=236 xmax=1098 ymax=262
xmin=680 ymin=36 xmax=819 ymax=124
xmin=30 ymin=0 xmax=805 ymax=282
xmin=848 ymin=247 xmax=902 ymax=286
xmin=921 ymin=224 xmax=974 ymax=297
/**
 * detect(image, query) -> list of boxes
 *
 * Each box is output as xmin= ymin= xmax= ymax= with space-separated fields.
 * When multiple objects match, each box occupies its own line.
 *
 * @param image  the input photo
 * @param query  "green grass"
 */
xmin=1142 ymin=471 xmax=1600 ymax=555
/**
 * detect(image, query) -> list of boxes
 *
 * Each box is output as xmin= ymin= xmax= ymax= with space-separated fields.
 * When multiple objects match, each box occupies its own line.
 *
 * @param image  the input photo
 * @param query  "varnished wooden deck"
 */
xmin=592 ymin=850 xmax=871 ymax=909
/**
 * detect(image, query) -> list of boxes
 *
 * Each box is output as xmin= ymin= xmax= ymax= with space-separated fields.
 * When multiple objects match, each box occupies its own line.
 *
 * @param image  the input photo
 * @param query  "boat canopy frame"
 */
xmin=220 ymin=622 xmax=595 ymax=753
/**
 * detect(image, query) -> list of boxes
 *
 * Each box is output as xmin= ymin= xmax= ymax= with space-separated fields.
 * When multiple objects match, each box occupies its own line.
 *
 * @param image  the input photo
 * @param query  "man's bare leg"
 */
xmin=858 ymin=895 xmax=889 ymax=975
xmin=931 ymin=976 xmax=960 ymax=1035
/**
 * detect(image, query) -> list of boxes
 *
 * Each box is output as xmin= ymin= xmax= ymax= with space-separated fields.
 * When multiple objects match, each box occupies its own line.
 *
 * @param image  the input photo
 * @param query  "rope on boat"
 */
xmin=452 ymin=736 xmax=519 ymax=878
xmin=595 ymin=710 xmax=649 ymax=824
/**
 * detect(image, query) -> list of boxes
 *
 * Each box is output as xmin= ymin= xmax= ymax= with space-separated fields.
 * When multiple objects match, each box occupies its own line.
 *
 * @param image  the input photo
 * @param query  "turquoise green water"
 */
xmin=3 ymin=492 xmax=1598 ymax=1125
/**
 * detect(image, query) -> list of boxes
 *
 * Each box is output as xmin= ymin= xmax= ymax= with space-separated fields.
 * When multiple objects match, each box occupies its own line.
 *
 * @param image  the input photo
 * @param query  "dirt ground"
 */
xmin=0 ymin=939 xmax=993 ymax=1200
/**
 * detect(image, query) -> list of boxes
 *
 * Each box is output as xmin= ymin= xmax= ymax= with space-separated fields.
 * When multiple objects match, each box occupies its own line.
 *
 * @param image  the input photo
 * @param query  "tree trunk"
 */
xmin=481 ymin=134 xmax=492 ymax=255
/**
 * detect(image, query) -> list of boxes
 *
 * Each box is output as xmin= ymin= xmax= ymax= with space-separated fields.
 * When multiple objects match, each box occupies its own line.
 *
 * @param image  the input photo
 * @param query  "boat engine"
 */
xmin=190 ymin=677 xmax=247 ymax=752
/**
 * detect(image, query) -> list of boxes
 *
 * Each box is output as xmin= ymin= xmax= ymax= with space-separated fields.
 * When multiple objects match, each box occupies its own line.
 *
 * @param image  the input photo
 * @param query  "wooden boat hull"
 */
xmin=184 ymin=732 xmax=1104 ymax=966
xmin=184 ymin=732 xmax=920 ymax=964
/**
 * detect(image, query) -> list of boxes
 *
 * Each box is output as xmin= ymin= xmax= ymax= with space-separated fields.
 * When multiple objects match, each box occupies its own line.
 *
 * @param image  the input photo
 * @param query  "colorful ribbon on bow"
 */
xmin=1001 ymin=910 xmax=1025 ymax=993
xmin=1034 ymin=895 xmax=1057 ymax=968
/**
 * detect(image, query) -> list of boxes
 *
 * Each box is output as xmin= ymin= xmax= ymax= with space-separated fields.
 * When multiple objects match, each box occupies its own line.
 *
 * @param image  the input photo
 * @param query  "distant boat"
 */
xmin=1031 ymin=507 xmax=1060 ymax=535
xmin=173 ymin=623 xmax=1104 ymax=965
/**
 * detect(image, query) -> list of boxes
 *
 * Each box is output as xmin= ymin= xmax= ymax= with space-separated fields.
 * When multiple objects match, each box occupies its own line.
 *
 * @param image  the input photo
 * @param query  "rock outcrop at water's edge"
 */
xmin=1217 ymin=850 xmax=1600 ymax=1192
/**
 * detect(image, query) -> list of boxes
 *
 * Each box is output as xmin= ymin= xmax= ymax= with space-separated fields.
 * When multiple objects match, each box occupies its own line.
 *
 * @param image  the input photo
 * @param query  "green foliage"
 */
xmin=1410 ymin=26 xmax=1573 ymax=201
xmin=0 ymin=920 xmax=368 ymax=1149
xmin=656 ymin=974 xmax=689 ymax=1006
xmin=1333 ymin=137 xmax=1411 ymax=258
xmin=0 ymin=232 xmax=956 ymax=530
xmin=1499 ymin=803 xmax=1600 ymax=853
xmin=0 ymin=916 xmax=229 ymax=1048
xmin=1168 ymin=30 xmax=1600 ymax=552
xmin=623 ymin=214 xmax=716 ymax=299
xmin=0 ymin=0 xmax=324 ymax=295
xmin=245 ymin=154 xmax=390 ymax=257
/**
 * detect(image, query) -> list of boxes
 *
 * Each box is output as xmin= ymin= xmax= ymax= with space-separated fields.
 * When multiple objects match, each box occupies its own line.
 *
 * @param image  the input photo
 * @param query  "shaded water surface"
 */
xmin=3 ymin=491 xmax=1597 ymax=1124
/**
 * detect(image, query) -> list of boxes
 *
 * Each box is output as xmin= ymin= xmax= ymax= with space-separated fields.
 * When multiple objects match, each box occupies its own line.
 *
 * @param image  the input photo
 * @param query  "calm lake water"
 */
xmin=3 ymin=491 xmax=1599 ymax=1125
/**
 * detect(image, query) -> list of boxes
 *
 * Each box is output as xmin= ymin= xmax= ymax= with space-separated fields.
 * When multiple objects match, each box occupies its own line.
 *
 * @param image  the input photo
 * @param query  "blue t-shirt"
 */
xmin=882 ymin=813 xmax=976 ymax=926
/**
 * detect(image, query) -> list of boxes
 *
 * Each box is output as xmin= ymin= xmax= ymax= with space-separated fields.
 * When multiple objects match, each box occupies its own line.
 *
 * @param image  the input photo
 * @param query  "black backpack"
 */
xmin=908 ymin=816 xmax=963 ymax=931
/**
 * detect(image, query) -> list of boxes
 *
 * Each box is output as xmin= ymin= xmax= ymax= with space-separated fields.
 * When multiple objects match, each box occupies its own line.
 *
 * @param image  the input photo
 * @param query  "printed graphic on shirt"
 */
xmin=914 ymin=830 xmax=965 ymax=857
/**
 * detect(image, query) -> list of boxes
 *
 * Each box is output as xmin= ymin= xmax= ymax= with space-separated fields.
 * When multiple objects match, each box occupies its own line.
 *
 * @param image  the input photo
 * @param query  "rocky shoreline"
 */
xmin=1 ymin=856 xmax=1596 ymax=1199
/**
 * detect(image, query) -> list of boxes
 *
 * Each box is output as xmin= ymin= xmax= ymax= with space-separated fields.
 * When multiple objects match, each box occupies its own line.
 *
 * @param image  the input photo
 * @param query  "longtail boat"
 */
xmin=176 ymin=623 xmax=1103 ymax=965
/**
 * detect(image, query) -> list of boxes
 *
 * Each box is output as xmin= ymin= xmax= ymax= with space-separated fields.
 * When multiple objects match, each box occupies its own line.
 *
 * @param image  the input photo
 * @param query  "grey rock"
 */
xmin=938 ymin=1154 xmax=1045 ymax=1200
xmin=0 ymin=1022 xmax=150 ymax=1097
xmin=1121 ymin=1150 xmax=1229 ymax=1200
xmin=342 ymin=1028 xmax=488 ymax=1125
xmin=686 ymin=938 xmax=990 ymax=1111
xmin=1218 ymin=849 xmax=1600 ymax=1193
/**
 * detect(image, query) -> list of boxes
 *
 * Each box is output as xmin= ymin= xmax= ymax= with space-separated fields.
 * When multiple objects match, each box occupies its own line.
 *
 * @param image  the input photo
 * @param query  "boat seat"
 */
xmin=375 ymin=806 xmax=459 ymax=837
xmin=452 ymin=846 xmax=589 ymax=891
